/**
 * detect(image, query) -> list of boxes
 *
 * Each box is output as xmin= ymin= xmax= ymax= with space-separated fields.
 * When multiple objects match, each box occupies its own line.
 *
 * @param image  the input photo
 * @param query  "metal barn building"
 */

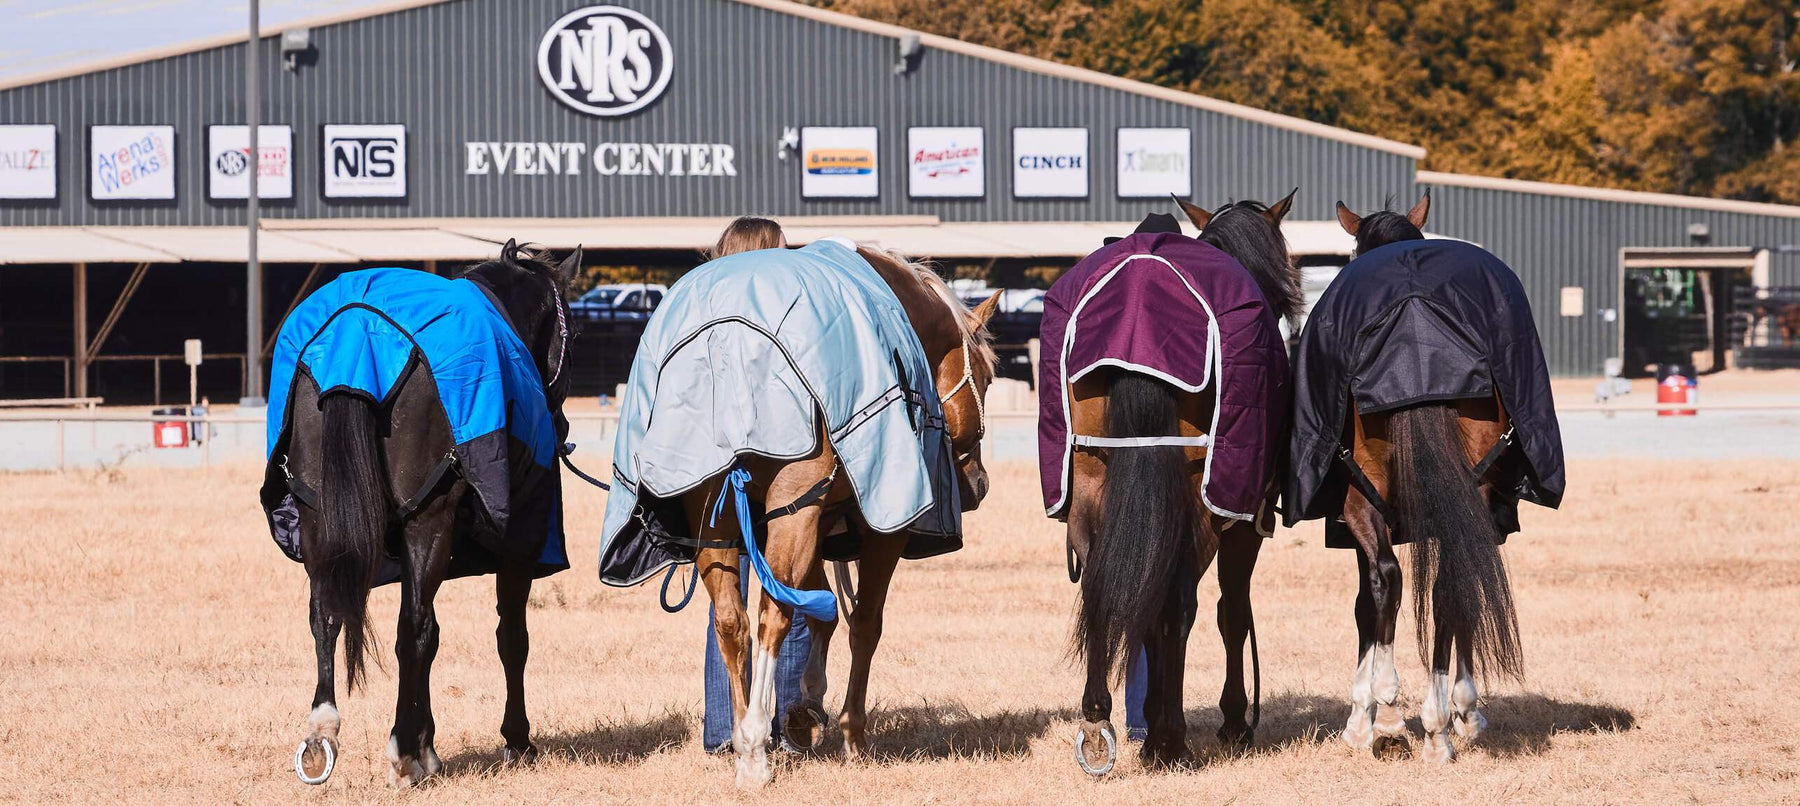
xmin=2 ymin=0 xmax=1798 ymax=403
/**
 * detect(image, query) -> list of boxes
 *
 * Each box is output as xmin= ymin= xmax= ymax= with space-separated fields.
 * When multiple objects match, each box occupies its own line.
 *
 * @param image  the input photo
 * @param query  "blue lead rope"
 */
xmin=711 ymin=467 xmax=839 ymax=622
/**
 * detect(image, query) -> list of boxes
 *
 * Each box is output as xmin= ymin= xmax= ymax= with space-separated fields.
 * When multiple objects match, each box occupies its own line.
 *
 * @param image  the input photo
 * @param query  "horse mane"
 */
xmin=1199 ymin=201 xmax=1304 ymax=325
xmin=460 ymin=241 xmax=571 ymax=390
xmin=861 ymin=246 xmax=997 ymax=380
xmin=1355 ymin=209 xmax=1426 ymax=255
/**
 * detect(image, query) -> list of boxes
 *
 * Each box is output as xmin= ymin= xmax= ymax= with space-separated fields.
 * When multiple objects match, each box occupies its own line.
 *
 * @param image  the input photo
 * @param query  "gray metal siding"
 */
xmin=0 ymin=0 xmax=1413 ymax=226
xmin=1421 ymin=182 xmax=1800 ymax=375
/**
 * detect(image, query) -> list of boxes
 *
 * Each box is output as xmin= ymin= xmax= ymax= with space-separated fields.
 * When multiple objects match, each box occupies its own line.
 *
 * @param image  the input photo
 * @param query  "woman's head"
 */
xmin=711 ymin=216 xmax=785 ymax=258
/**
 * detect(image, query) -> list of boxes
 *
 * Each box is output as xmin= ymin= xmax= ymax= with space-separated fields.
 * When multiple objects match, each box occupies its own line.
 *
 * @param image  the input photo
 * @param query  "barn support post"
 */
xmin=87 ymin=262 xmax=150 ymax=364
xmin=72 ymin=263 xmax=87 ymax=399
xmin=241 ymin=0 xmax=266 ymax=407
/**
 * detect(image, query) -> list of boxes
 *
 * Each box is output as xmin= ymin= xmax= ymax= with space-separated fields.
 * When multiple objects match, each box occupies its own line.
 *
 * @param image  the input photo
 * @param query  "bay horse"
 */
xmin=671 ymin=245 xmax=999 ymax=788
xmin=1056 ymin=193 xmax=1301 ymax=774
xmin=1326 ymin=193 xmax=1534 ymax=762
xmin=270 ymin=242 xmax=577 ymax=786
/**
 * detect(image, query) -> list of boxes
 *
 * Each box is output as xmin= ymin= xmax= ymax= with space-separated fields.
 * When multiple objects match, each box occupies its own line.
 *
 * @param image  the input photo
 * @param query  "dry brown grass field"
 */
xmin=1 ymin=459 xmax=1797 ymax=804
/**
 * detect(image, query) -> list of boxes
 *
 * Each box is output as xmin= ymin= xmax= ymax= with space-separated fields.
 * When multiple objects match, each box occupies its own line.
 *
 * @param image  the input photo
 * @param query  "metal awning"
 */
xmin=0 ymin=216 xmax=1367 ymax=265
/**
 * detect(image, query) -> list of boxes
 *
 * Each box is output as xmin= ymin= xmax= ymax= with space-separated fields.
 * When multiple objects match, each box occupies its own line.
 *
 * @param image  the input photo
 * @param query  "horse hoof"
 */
xmin=501 ymin=743 xmax=540 ymax=765
xmin=1453 ymin=709 xmax=1487 ymax=741
xmin=294 ymin=736 xmax=336 ymax=785
xmin=782 ymin=704 xmax=830 ymax=753
xmin=1421 ymin=735 xmax=1455 ymax=763
xmin=1074 ymin=722 xmax=1117 ymax=777
xmin=1216 ymin=724 xmax=1254 ymax=749
xmin=1342 ymin=716 xmax=1375 ymax=752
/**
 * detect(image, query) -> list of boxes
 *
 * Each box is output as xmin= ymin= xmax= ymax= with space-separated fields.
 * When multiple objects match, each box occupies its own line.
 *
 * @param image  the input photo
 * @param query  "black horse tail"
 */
xmin=316 ymin=393 xmax=387 ymax=691
xmin=1075 ymin=372 xmax=1197 ymax=683
xmin=1391 ymin=403 xmax=1524 ymax=682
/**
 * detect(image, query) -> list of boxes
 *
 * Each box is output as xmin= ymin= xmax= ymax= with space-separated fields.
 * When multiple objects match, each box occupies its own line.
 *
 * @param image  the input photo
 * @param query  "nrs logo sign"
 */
xmin=538 ymin=5 xmax=673 ymax=118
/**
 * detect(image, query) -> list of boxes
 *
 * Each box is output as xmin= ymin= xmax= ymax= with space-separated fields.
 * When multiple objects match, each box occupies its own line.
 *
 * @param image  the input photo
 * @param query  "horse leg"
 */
xmin=1343 ymin=496 xmax=1405 ymax=753
xmin=735 ymin=505 xmax=824 ymax=788
xmin=1420 ymin=624 xmax=1457 ymax=763
xmin=1215 ymin=526 xmax=1261 ymax=748
xmin=386 ymin=505 xmax=454 ymax=787
xmin=1451 ymin=636 xmax=1488 ymax=741
xmin=839 ymin=533 xmax=904 ymax=762
xmin=783 ymin=561 xmax=834 ymax=752
xmin=495 ymin=560 xmax=537 ymax=764
xmin=1142 ymin=546 xmax=1201 ymax=769
xmin=298 ymin=572 xmax=343 ymax=783
xmin=1343 ymin=547 xmax=1377 ymax=751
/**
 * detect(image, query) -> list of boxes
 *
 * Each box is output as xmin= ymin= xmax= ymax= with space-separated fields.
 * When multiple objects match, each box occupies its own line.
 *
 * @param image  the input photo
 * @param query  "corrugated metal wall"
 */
xmin=0 ymin=0 xmax=1415 ymax=226
xmin=1421 ymin=182 xmax=1800 ymax=375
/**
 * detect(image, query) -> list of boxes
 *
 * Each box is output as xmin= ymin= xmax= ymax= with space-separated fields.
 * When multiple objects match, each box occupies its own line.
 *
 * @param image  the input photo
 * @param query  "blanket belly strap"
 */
xmin=280 ymin=451 xmax=457 ymax=522
xmin=1075 ymin=434 xmax=1211 ymax=449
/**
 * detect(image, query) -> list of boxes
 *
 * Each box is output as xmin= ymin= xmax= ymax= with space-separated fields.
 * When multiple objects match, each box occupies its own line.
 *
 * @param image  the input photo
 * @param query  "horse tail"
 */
xmin=1075 ymin=372 xmax=1197 ymax=683
xmin=314 ymin=393 xmax=387 ymax=691
xmin=1391 ymin=403 xmax=1524 ymax=682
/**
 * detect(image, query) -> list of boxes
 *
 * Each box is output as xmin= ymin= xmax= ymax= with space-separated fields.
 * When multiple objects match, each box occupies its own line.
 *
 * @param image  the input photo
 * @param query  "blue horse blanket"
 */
xmin=260 ymin=267 xmax=567 ymax=581
xmin=597 ymin=239 xmax=961 ymax=587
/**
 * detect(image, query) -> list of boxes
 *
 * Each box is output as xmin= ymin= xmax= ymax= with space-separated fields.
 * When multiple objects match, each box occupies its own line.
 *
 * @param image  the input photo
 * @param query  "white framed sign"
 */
xmin=537 ymin=5 xmax=674 ymax=118
xmin=801 ymin=126 xmax=878 ymax=198
xmin=1116 ymin=127 xmax=1190 ymax=198
xmin=90 ymin=125 xmax=176 ymax=201
xmin=323 ymin=124 xmax=407 ymax=198
xmin=907 ymin=127 xmax=983 ymax=198
xmin=207 ymin=125 xmax=294 ymax=200
xmin=0 ymin=125 xmax=57 ymax=199
xmin=1012 ymin=127 xmax=1087 ymax=198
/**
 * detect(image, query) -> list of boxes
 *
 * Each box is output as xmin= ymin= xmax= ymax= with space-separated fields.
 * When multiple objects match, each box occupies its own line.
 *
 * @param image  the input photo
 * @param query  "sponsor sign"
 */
xmin=465 ymin=140 xmax=738 ymax=177
xmin=1012 ymin=127 xmax=1087 ymax=198
xmin=1116 ymin=127 xmax=1190 ymax=198
xmin=90 ymin=125 xmax=176 ymax=201
xmin=206 ymin=125 xmax=293 ymax=199
xmin=323 ymin=124 xmax=406 ymax=198
xmin=538 ymin=5 xmax=674 ymax=118
xmin=907 ymin=127 xmax=983 ymax=198
xmin=0 ymin=125 xmax=56 ymax=200
xmin=801 ymin=127 xmax=878 ymax=198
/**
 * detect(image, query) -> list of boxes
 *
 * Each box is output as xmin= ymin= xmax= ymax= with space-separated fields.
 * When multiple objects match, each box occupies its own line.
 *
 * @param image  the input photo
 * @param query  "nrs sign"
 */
xmin=538 ymin=5 xmax=673 ymax=118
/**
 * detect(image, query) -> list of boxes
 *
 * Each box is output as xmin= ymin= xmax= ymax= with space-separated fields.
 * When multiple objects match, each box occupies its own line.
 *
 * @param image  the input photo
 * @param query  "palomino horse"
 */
xmin=1044 ymin=193 xmax=1300 ymax=774
xmin=600 ymin=239 xmax=998 ymax=788
xmin=262 ymin=242 xmax=577 ymax=785
xmin=1296 ymin=194 xmax=1565 ymax=761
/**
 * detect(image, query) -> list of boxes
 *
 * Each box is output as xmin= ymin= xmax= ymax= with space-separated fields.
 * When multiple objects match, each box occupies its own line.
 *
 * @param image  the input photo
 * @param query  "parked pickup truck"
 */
xmin=569 ymin=283 xmax=667 ymax=323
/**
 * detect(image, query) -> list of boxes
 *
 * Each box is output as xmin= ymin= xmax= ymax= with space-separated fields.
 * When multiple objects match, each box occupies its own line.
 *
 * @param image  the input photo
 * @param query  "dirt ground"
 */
xmin=1 ymin=459 xmax=1796 ymax=804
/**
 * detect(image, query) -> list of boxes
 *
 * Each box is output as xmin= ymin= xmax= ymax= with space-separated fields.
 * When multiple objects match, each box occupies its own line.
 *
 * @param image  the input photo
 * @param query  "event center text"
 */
xmin=465 ymin=141 xmax=738 ymax=177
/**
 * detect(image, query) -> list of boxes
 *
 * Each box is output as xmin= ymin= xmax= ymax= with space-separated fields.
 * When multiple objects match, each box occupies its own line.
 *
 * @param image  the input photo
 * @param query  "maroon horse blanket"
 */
xmin=1037 ymin=232 xmax=1290 ymax=522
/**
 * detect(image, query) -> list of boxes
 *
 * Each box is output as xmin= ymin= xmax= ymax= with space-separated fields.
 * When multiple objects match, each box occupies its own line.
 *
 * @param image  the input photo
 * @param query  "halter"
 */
xmin=544 ymin=281 xmax=570 ymax=388
xmin=939 ymin=332 xmax=985 ymax=463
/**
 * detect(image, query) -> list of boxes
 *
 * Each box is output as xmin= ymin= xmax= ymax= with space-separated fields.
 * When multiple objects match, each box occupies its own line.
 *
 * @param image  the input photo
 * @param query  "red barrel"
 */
xmin=152 ymin=406 xmax=190 ymax=447
xmin=1655 ymin=367 xmax=1697 ymax=417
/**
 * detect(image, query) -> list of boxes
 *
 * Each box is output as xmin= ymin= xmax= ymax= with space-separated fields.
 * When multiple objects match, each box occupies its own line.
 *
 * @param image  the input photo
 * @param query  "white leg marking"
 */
xmin=1343 ymin=646 xmax=1376 ymax=750
xmin=1451 ymin=656 xmax=1487 ymax=740
xmin=386 ymin=733 xmax=429 ymax=788
xmin=735 ymin=646 xmax=777 ymax=789
xmin=1420 ymin=670 xmax=1455 ymax=763
xmin=1371 ymin=642 xmax=1407 ymax=739
xmin=308 ymin=703 xmax=341 ymax=740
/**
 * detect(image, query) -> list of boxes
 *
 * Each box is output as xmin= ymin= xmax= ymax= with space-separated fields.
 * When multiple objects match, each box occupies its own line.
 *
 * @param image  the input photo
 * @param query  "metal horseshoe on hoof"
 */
xmin=1073 ymin=725 xmax=1116 ymax=777
xmin=294 ymin=736 xmax=336 ymax=785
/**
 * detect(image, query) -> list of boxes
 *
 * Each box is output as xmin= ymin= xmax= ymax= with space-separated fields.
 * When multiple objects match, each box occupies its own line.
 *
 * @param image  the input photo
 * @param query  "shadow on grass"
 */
xmin=860 ymin=702 xmax=1078 ymax=761
xmin=1476 ymin=694 xmax=1635 ymax=757
xmin=441 ymin=710 xmax=692 ymax=777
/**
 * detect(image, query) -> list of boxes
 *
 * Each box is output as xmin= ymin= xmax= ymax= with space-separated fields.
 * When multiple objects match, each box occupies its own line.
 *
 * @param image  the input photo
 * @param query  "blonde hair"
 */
xmin=711 ymin=216 xmax=785 ymax=259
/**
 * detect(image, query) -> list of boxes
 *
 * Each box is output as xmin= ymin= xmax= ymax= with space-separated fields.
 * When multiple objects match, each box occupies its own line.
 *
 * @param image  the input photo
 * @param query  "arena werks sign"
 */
xmin=538 ymin=5 xmax=673 ymax=117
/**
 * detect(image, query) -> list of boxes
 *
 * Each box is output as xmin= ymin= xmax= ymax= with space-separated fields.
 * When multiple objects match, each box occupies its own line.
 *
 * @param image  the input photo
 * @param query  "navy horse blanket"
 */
xmin=1037 ymin=232 xmax=1290 ymax=524
xmin=1286 ymin=239 xmax=1565 ymax=543
xmin=598 ymin=239 xmax=961 ymax=587
xmin=259 ymin=268 xmax=567 ymax=581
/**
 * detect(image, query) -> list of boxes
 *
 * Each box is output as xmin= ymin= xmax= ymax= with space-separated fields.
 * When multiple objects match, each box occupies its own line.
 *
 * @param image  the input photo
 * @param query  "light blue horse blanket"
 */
xmin=597 ymin=239 xmax=961 ymax=590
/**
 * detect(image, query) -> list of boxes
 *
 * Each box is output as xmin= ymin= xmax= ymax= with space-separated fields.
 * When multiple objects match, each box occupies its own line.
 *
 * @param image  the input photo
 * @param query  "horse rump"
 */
xmin=309 ymin=393 xmax=389 ymax=690
xmin=1390 ymin=403 xmax=1524 ymax=682
xmin=1075 ymin=372 xmax=1197 ymax=682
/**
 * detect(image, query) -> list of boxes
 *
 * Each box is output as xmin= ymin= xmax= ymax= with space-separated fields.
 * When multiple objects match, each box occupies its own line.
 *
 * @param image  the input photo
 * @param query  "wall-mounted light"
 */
xmin=281 ymin=28 xmax=314 ymax=72
xmin=1687 ymin=222 xmax=1711 ymax=244
xmin=777 ymin=127 xmax=800 ymax=160
xmin=894 ymin=32 xmax=922 ymax=75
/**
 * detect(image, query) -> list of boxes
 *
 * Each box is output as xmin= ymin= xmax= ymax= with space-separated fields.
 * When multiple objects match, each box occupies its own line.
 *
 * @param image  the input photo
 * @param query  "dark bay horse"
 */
xmin=1056 ymin=193 xmax=1301 ymax=774
xmin=275 ymin=242 xmax=577 ymax=786
xmin=673 ymin=245 xmax=999 ymax=788
xmin=1328 ymin=194 xmax=1527 ymax=762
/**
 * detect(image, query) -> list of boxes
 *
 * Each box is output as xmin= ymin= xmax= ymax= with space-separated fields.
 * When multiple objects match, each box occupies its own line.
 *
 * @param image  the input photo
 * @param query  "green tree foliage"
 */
xmin=807 ymin=0 xmax=1800 ymax=204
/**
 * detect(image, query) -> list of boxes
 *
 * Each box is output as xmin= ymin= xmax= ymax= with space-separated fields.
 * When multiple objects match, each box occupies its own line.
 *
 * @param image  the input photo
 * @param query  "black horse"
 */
xmin=275 ymin=242 xmax=577 ymax=786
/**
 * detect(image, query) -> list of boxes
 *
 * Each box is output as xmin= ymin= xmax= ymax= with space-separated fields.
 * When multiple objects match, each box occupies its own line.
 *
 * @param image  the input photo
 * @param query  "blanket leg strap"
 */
xmin=396 ymin=453 xmax=457 ymax=520
xmin=1336 ymin=447 xmax=1396 ymax=524
xmin=1469 ymin=426 xmax=1515 ymax=481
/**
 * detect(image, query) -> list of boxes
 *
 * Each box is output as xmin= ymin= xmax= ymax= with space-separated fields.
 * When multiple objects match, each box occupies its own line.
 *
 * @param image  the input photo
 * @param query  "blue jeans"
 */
xmin=703 ymin=573 xmax=813 ymax=752
xmin=1125 ymin=646 xmax=1148 ymax=741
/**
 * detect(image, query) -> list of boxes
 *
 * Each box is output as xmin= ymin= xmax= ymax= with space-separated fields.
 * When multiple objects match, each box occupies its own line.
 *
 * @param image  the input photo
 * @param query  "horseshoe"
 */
xmin=294 ymin=736 xmax=336 ymax=785
xmin=1073 ymin=725 xmax=1116 ymax=777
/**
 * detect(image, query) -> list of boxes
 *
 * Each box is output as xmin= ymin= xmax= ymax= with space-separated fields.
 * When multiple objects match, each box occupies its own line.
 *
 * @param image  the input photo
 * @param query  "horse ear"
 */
xmin=970 ymin=290 xmax=1002 ymax=327
xmin=1335 ymin=201 xmax=1362 ymax=236
xmin=557 ymin=245 xmax=584 ymax=286
xmin=1172 ymin=194 xmax=1212 ymax=229
xmin=1405 ymin=190 xmax=1431 ymax=229
xmin=1265 ymin=187 xmax=1298 ymax=223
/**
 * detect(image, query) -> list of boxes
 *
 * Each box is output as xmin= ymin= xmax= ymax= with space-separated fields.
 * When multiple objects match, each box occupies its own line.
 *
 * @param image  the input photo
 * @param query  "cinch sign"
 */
xmin=907 ymin=127 xmax=983 ymax=198
xmin=538 ymin=5 xmax=673 ymax=118
xmin=90 ymin=125 xmax=176 ymax=201
xmin=1012 ymin=127 xmax=1087 ymax=198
